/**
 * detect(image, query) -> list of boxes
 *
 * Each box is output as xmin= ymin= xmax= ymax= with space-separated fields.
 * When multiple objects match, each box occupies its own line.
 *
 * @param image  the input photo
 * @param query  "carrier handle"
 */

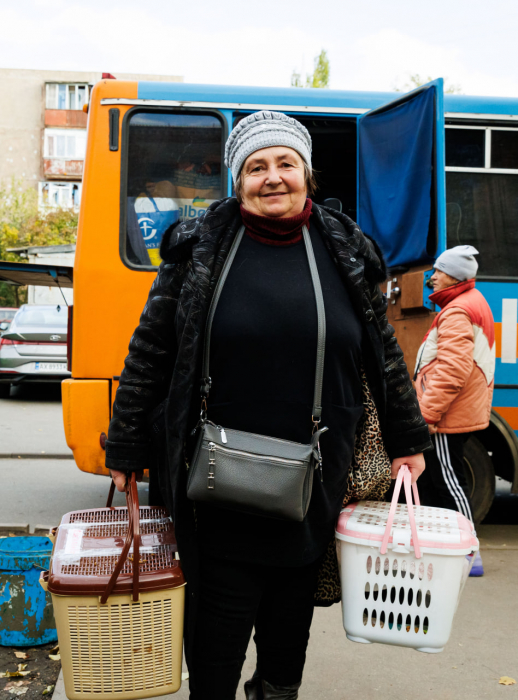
xmin=106 ymin=479 xmax=116 ymax=508
xmin=380 ymin=465 xmax=422 ymax=559
xmin=100 ymin=472 xmax=141 ymax=604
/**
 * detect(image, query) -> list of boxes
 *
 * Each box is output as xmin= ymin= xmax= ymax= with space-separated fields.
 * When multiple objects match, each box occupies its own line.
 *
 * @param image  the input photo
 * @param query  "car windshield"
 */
xmin=15 ymin=306 xmax=68 ymax=328
xmin=0 ymin=309 xmax=17 ymax=320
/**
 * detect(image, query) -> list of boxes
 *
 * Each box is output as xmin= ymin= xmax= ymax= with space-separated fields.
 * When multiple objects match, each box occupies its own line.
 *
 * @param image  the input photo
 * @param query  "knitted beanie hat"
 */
xmin=224 ymin=110 xmax=312 ymax=181
xmin=434 ymin=245 xmax=479 ymax=281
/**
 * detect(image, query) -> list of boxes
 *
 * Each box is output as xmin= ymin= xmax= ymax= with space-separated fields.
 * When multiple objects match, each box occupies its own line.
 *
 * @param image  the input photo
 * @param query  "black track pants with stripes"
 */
xmin=418 ymin=432 xmax=474 ymax=523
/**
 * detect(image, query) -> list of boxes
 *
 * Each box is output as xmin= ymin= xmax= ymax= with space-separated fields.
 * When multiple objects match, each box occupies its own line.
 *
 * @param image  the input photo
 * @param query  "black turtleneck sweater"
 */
xmin=195 ymin=202 xmax=364 ymax=566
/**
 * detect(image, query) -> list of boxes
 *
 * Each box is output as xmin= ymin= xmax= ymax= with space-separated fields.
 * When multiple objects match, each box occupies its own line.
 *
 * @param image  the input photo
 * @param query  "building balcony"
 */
xmin=43 ymin=158 xmax=84 ymax=179
xmin=45 ymin=109 xmax=88 ymax=128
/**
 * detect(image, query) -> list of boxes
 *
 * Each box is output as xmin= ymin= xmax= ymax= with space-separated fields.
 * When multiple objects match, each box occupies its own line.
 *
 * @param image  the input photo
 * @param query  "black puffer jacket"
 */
xmin=106 ymin=198 xmax=430 ymax=661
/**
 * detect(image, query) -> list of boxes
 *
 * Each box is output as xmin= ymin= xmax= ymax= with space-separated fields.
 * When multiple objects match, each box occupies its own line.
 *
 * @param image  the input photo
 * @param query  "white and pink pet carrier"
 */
xmin=335 ymin=465 xmax=478 ymax=653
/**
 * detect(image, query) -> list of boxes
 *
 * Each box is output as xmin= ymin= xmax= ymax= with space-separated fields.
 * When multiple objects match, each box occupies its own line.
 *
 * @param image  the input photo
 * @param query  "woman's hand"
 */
xmin=390 ymin=454 xmax=425 ymax=484
xmin=109 ymin=469 xmax=143 ymax=492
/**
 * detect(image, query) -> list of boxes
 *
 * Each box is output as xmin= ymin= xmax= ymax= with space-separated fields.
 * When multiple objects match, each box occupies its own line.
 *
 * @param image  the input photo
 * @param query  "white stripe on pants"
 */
xmin=434 ymin=433 xmax=473 ymax=522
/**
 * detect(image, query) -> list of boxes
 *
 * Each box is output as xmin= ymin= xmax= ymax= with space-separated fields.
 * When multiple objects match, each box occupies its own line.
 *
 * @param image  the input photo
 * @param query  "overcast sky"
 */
xmin=1 ymin=0 xmax=517 ymax=96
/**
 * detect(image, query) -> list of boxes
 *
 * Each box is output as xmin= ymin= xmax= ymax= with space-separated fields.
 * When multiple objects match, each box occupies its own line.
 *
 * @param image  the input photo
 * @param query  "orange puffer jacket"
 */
xmin=415 ymin=280 xmax=495 ymax=433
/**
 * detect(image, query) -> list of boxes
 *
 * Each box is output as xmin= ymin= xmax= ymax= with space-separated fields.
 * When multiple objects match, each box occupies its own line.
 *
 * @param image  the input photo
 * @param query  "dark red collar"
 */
xmin=429 ymin=278 xmax=475 ymax=309
xmin=240 ymin=199 xmax=312 ymax=247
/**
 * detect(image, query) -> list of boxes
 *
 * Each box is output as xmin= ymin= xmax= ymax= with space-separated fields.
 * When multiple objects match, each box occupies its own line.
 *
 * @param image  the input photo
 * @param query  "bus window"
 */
xmin=445 ymin=128 xmax=485 ymax=168
xmin=446 ymin=172 xmax=518 ymax=276
xmin=491 ymin=130 xmax=518 ymax=169
xmin=123 ymin=111 xmax=224 ymax=268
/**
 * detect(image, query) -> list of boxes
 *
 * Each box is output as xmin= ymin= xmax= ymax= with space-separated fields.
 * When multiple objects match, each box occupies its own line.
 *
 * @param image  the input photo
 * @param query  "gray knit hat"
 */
xmin=224 ymin=110 xmax=312 ymax=181
xmin=434 ymin=245 xmax=479 ymax=281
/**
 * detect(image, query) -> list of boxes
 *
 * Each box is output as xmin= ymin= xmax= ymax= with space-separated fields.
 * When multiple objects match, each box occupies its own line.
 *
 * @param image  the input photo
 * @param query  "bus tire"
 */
xmin=463 ymin=435 xmax=495 ymax=525
xmin=0 ymin=383 xmax=10 ymax=399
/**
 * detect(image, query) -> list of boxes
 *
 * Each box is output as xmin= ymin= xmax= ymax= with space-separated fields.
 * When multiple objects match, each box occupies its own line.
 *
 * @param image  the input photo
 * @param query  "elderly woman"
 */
xmin=106 ymin=111 xmax=430 ymax=700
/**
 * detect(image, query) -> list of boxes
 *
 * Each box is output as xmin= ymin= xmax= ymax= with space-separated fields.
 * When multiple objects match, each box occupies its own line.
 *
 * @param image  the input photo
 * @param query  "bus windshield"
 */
xmin=123 ymin=111 xmax=224 ymax=269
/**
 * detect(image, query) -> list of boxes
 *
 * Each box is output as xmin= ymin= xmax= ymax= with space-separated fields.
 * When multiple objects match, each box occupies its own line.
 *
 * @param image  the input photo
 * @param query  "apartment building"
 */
xmin=0 ymin=68 xmax=183 ymax=210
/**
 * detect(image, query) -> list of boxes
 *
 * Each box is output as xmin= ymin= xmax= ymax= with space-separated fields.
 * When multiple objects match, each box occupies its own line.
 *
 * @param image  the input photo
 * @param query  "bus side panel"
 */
xmin=73 ymin=80 xmax=157 ymax=384
xmin=62 ymin=378 xmax=110 ymax=476
xmin=478 ymin=282 xmax=518 ymax=444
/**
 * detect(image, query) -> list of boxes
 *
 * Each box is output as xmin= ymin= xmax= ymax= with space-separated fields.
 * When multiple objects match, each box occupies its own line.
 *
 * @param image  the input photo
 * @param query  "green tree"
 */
xmin=0 ymin=178 xmax=78 ymax=307
xmin=291 ymin=50 xmax=330 ymax=89
xmin=393 ymin=74 xmax=462 ymax=94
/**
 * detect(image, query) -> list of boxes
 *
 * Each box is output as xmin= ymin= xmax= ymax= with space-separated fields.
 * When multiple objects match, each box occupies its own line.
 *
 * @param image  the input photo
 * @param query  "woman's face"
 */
xmin=240 ymin=147 xmax=307 ymax=218
xmin=430 ymin=269 xmax=460 ymax=292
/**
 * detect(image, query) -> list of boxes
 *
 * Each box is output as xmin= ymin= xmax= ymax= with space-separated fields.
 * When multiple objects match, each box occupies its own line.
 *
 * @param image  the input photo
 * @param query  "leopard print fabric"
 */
xmin=314 ymin=372 xmax=392 ymax=606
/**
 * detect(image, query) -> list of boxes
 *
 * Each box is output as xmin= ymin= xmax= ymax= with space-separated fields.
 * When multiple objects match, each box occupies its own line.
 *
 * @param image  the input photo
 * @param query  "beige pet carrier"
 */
xmin=41 ymin=474 xmax=186 ymax=700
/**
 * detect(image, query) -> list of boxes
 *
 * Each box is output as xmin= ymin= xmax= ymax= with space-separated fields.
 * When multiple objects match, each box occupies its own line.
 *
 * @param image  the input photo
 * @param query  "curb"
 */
xmin=51 ymin=670 xmax=66 ymax=700
xmin=0 ymin=453 xmax=74 ymax=459
xmin=0 ymin=523 xmax=54 ymax=535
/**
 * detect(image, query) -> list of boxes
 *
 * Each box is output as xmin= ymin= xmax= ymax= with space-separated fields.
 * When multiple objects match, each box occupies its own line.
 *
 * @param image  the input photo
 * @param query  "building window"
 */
xmin=44 ymin=129 xmax=87 ymax=159
xmin=46 ymin=83 xmax=90 ymax=110
xmin=39 ymin=181 xmax=82 ymax=210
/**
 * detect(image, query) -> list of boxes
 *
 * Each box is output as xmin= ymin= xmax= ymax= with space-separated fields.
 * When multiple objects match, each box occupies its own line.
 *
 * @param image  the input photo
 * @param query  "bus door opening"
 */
xmin=232 ymin=114 xmax=357 ymax=220
xmin=294 ymin=117 xmax=357 ymax=220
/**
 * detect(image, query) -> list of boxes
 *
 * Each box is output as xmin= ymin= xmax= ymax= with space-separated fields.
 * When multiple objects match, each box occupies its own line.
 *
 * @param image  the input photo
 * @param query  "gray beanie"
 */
xmin=224 ymin=110 xmax=312 ymax=181
xmin=434 ymin=245 xmax=479 ymax=281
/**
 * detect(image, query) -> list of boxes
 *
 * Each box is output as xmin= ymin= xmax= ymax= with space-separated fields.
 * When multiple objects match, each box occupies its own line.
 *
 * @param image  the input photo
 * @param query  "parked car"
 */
xmin=0 ymin=307 xmax=18 ymax=331
xmin=0 ymin=304 xmax=70 ymax=398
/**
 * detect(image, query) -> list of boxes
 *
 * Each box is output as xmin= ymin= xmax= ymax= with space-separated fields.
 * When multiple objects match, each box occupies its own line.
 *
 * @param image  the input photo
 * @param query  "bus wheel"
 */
xmin=463 ymin=435 xmax=495 ymax=525
xmin=0 ymin=383 xmax=10 ymax=399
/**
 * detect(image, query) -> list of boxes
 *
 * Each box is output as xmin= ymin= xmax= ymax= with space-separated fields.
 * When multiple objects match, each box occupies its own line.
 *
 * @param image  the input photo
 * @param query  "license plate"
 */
xmin=35 ymin=362 xmax=67 ymax=371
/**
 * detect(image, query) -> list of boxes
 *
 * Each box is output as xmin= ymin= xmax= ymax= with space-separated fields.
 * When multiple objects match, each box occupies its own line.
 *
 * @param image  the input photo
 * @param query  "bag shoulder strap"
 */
xmin=302 ymin=225 xmax=326 ymax=420
xmin=201 ymin=224 xmax=326 ymax=422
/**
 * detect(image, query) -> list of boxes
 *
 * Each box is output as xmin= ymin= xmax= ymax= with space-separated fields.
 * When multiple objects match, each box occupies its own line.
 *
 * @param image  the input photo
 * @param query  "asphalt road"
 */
xmin=0 ymin=383 xmax=71 ymax=457
xmin=0 ymin=457 xmax=148 ymax=528
xmin=2 ymin=385 xmax=518 ymax=699
xmin=0 ymin=383 xmax=147 ymax=528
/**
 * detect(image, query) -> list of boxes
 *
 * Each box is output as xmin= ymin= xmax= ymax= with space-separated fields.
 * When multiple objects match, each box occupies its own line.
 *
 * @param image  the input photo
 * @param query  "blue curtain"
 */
xmin=359 ymin=88 xmax=435 ymax=268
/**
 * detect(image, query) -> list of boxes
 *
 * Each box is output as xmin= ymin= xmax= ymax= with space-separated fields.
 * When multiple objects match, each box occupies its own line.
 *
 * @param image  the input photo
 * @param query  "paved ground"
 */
xmin=3 ymin=385 xmax=518 ymax=699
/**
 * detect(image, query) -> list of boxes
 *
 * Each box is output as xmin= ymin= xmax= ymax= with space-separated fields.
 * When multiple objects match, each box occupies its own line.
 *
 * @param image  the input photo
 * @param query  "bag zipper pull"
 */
xmin=317 ymin=442 xmax=323 ymax=483
xmin=218 ymin=426 xmax=227 ymax=444
xmin=207 ymin=442 xmax=216 ymax=489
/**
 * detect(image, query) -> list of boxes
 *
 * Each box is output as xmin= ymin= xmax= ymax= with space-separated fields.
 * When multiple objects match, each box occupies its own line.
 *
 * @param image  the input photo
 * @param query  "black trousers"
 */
xmin=419 ymin=432 xmax=473 ymax=522
xmin=188 ymin=552 xmax=322 ymax=699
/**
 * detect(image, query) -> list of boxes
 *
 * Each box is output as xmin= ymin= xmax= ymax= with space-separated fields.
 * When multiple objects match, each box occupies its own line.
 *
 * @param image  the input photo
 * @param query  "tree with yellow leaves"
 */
xmin=0 ymin=179 xmax=78 ymax=306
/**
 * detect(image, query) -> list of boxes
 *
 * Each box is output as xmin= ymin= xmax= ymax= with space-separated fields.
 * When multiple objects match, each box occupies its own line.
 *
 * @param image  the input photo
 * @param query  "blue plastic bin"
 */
xmin=0 ymin=536 xmax=57 ymax=646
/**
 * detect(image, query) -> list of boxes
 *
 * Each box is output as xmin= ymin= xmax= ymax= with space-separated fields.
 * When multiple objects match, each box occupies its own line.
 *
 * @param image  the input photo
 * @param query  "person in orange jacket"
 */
xmin=414 ymin=245 xmax=495 ymax=576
